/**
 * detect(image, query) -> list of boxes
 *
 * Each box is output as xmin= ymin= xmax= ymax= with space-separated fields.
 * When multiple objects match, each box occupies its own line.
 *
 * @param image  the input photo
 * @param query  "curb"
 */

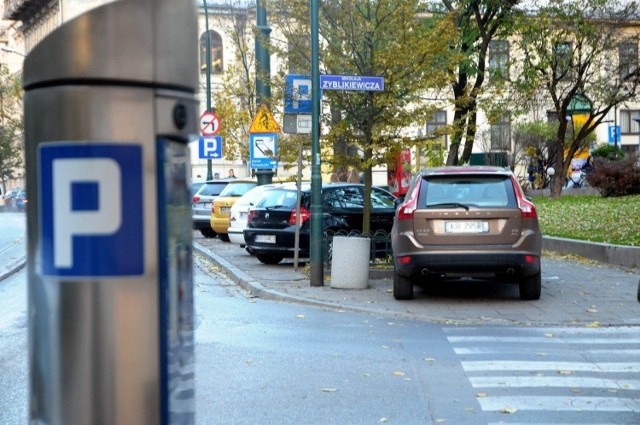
xmin=543 ymin=236 xmax=640 ymax=268
xmin=0 ymin=256 xmax=26 ymax=281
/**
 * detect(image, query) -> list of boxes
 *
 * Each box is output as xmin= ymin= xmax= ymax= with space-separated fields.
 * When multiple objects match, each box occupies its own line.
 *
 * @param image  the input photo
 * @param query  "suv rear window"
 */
xmin=197 ymin=182 xmax=228 ymax=197
xmin=418 ymin=175 xmax=516 ymax=208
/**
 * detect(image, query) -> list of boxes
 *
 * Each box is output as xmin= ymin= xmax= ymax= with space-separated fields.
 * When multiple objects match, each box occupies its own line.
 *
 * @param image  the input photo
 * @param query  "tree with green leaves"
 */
xmin=209 ymin=5 xmax=258 ymax=164
xmin=0 ymin=66 xmax=23 ymax=193
xmin=439 ymin=0 xmax=521 ymax=166
xmin=268 ymin=0 xmax=457 ymax=233
xmin=513 ymin=0 xmax=640 ymax=198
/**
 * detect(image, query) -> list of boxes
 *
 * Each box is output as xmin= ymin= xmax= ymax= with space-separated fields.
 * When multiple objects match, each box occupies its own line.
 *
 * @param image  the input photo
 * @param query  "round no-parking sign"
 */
xmin=200 ymin=111 xmax=221 ymax=136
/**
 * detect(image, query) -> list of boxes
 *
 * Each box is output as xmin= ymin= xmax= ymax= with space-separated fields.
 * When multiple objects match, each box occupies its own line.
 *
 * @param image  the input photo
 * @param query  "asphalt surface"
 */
xmin=1 ymin=214 xmax=638 ymax=327
xmin=193 ymin=233 xmax=640 ymax=327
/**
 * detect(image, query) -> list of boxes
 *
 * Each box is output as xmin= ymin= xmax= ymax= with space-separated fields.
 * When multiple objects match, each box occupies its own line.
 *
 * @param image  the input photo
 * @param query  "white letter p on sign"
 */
xmin=52 ymin=158 xmax=122 ymax=269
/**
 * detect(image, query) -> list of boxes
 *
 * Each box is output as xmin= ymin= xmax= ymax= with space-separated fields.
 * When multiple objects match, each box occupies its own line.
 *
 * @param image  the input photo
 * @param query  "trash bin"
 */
xmin=330 ymin=235 xmax=370 ymax=289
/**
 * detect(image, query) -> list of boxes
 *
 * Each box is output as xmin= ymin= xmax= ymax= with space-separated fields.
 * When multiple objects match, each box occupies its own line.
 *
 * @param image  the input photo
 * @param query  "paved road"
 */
xmin=193 ymin=233 xmax=640 ymax=327
xmin=0 ymin=212 xmax=26 ymax=280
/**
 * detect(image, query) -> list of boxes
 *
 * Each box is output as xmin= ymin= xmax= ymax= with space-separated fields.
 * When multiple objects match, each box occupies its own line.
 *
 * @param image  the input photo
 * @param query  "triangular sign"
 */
xmin=249 ymin=103 xmax=281 ymax=134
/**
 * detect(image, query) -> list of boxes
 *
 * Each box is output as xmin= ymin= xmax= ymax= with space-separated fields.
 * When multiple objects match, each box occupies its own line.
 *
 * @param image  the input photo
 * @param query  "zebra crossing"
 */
xmin=445 ymin=326 xmax=640 ymax=424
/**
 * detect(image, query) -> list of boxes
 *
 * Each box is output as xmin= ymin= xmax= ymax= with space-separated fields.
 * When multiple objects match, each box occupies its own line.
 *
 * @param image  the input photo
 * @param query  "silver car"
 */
xmin=391 ymin=166 xmax=542 ymax=301
xmin=192 ymin=179 xmax=230 ymax=238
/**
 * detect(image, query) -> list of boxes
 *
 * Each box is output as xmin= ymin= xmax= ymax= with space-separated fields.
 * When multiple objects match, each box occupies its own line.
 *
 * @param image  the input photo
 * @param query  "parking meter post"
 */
xmin=23 ymin=0 xmax=198 ymax=423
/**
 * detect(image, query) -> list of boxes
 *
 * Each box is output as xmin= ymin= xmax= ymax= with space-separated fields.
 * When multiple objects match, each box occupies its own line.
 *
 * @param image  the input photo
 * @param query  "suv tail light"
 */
xmin=289 ymin=207 xmax=311 ymax=226
xmin=511 ymin=176 xmax=538 ymax=218
xmin=397 ymin=180 xmax=422 ymax=221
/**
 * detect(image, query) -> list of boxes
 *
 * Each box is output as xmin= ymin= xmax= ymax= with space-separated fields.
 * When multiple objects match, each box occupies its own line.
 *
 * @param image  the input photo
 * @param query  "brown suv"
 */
xmin=391 ymin=166 xmax=542 ymax=301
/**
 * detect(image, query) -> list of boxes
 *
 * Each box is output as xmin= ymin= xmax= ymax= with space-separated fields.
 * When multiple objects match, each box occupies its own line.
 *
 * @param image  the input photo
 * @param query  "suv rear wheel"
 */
xmin=519 ymin=272 xmax=541 ymax=300
xmin=393 ymin=271 xmax=414 ymax=300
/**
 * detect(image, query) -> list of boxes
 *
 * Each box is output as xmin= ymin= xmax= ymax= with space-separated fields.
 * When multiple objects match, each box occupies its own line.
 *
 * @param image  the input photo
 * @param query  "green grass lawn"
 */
xmin=532 ymin=194 xmax=640 ymax=247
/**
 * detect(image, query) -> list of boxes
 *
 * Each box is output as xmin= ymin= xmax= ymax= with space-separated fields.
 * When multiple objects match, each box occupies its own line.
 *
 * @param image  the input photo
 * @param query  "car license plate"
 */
xmin=445 ymin=221 xmax=489 ymax=233
xmin=255 ymin=234 xmax=276 ymax=244
xmin=221 ymin=207 xmax=231 ymax=214
xmin=203 ymin=202 xmax=212 ymax=209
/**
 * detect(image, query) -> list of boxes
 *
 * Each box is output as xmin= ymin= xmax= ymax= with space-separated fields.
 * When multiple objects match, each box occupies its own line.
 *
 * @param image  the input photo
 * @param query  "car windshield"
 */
xmin=197 ymin=182 xmax=227 ymax=197
xmin=421 ymin=176 xmax=514 ymax=208
xmin=219 ymin=182 xmax=256 ymax=197
xmin=254 ymin=189 xmax=298 ymax=209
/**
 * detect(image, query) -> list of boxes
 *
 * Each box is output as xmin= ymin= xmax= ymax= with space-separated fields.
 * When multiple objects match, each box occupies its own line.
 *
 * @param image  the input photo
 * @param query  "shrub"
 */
xmin=591 ymin=144 xmax=625 ymax=160
xmin=586 ymin=157 xmax=640 ymax=197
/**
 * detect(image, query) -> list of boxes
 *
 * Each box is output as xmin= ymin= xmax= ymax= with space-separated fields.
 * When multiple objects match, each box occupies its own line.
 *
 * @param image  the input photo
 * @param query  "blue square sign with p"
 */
xmin=39 ymin=143 xmax=144 ymax=277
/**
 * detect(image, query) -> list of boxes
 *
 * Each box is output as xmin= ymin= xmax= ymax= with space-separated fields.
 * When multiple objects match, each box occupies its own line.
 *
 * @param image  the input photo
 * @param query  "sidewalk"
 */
xmin=194 ymin=235 xmax=640 ymax=327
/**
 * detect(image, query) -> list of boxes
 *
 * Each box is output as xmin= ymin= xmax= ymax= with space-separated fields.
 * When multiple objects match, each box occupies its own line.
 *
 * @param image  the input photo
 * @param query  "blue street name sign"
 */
xmin=199 ymin=136 xmax=222 ymax=159
xmin=608 ymin=125 xmax=621 ymax=144
xmin=285 ymin=74 xmax=312 ymax=114
xmin=320 ymin=74 xmax=384 ymax=92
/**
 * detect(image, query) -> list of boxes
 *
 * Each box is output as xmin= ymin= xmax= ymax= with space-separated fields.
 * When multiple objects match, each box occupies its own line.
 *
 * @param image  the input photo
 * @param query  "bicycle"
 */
xmin=565 ymin=170 xmax=589 ymax=189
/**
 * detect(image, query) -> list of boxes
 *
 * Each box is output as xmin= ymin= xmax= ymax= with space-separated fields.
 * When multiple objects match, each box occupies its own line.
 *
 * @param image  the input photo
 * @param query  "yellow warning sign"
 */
xmin=249 ymin=103 xmax=281 ymax=134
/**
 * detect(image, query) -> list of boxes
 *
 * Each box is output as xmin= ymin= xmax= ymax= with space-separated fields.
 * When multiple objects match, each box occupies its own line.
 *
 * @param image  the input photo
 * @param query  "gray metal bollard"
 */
xmin=330 ymin=236 xmax=370 ymax=289
xmin=23 ymin=0 xmax=198 ymax=423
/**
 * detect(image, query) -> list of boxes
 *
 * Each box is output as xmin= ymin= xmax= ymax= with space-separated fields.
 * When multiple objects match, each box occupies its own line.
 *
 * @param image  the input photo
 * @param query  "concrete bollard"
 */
xmin=330 ymin=236 xmax=370 ymax=289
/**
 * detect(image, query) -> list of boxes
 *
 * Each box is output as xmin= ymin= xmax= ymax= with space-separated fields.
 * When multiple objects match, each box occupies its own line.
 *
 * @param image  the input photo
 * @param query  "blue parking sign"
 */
xmin=284 ymin=74 xmax=312 ymax=114
xmin=199 ymin=136 xmax=222 ymax=158
xmin=39 ymin=143 xmax=144 ymax=277
xmin=608 ymin=125 xmax=620 ymax=144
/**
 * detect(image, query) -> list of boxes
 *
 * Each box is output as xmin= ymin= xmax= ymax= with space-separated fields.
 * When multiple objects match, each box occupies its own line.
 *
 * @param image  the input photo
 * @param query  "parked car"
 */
xmin=192 ymin=179 xmax=231 ymax=238
xmin=227 ymin=183 xmax=285 ymax=246
xmin=3 ymin=189 xmax=26 ymax=211
xmin=191 ymin=178 xmax=206 ymax=196
xmin=244 ymin=183 xmax=396 ymax=265
xmin=391 ymin=166 xmax=542 ymax=301
xmin=13 ymin=189 xmax=27 ymax=211
xmin=210 ymin=179 xmax=257 ymax=241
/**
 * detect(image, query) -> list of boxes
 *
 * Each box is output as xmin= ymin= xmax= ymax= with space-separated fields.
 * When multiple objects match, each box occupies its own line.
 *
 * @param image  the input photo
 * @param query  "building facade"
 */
xmin=1 ymin=1 xmax=639 ymax=187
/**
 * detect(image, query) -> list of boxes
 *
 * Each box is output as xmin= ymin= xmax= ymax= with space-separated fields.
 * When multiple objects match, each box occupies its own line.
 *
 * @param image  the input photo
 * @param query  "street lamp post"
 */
xmin=203 ymin=0 xmax=213 ymax=181
xmin=254 ymin=0 xmax=274 ymax=186
xmin=309 ymin=0 xmax=323 ymax=286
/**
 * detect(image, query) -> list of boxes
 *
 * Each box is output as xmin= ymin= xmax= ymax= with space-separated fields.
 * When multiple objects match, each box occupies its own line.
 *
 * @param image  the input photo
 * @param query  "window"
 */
xmin=324 ymin=187 xmax=364 ymax=209
xmin=490 ymin=114 xmax=511 ymax=151
xmin=200 ymin=30 xmax=223 ymax=74
xmin=620 ymin=110 xmax=640 ymax=134
xmin=619 ymin=42 xmax=638 ymax=81
xmin=553 ymin=42 xmax=573 ymax=80
xmin=419 ymin=110 xmax=447 ymax=169
xmin=489 ymin=40 xmax=509 ymax=80
xmin=425 ymin=110 xmax=447 ymax=148
xmin=370 ymin=188 xmax=396 ymax=209
xmin=421 ymin=176 xmax=515 ymax=209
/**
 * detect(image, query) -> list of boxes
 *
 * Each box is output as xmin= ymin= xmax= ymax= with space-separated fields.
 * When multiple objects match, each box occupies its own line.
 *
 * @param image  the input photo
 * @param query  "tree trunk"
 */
xmin=460 ymin=107 xmax=478 ymax=164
